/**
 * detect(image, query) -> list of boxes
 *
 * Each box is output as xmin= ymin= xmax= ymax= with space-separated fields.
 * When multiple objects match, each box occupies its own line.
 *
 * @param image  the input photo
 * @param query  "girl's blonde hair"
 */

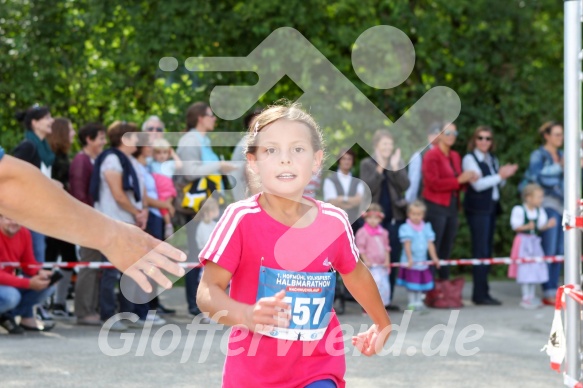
xmin=407 ymin=199 xmax=427 ymax=214
xmin=199 ymin=197 xmax=219 ymax=216
xmin=152 ymin=138 xmax=172 ymax=152
xmin=363 ymin=203 xmax=384 ymax=219
xmin=522 ymin=183 xmax=543 ymax=201
xmin=245 ymin=101 xmax=325 ymax=156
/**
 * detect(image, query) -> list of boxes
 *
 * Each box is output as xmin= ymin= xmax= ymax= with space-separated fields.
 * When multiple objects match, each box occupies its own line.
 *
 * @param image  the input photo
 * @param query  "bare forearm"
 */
xmin=0 ymin=155 xmax=124 ymax=251
xmin=197 ymin=281 xmax=248 ymax=327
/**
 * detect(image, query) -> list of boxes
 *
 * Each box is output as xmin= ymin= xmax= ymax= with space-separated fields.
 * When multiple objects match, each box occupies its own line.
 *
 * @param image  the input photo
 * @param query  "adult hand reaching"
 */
xmin=0 ymin=154 xmax=187 ymax=293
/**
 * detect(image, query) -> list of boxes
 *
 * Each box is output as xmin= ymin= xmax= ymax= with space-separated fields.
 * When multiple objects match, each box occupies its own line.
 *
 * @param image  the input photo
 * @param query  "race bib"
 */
xmin=256 ymin=267 xmax=336 ymax=341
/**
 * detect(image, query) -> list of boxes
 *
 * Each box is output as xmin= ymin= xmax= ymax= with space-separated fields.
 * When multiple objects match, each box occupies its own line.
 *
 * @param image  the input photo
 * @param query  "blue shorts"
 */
xmin=305 ymin=379 xmax=336 ymax=388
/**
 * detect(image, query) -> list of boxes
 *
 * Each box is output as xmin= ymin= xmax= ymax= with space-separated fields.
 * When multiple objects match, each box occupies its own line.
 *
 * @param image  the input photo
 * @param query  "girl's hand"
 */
xmin=526 ymin=220 xmax=536 ymax=231
xmin=242 ymin=290 xmax=290 ymax=332
xmin=407 ymin=259 xmax=414 ymax=268
xmin=433 ymin=258 xmax=441 ymax=269
xmin=547 ymin=218 xmax=557 ymax=229
xmin=165 ymin=199 xmax=175 ymax=217
xmin=351 ymin=324 xmax=391 ymax=356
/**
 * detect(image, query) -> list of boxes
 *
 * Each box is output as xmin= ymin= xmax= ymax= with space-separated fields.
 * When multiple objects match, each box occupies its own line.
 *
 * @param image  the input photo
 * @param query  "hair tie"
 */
xmin=363 ymin=211 xmax=385 ymax=219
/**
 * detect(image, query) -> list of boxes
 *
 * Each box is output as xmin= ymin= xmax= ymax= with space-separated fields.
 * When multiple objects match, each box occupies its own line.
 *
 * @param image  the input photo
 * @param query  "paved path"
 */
xmin=0 ymin=281 xmax=563 ymax=387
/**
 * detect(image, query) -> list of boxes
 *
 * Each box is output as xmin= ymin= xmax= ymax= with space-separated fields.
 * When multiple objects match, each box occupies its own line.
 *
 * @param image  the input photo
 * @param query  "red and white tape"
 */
xmin=0 ymin=255 xmax=576 ymax=269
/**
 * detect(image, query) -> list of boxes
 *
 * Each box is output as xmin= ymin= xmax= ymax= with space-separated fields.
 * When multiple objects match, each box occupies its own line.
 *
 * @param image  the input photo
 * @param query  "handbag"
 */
xmin=181 ymin=175 xmax=225 ymax=213
xmin=424 ymin=277 xmax=465 ymax=308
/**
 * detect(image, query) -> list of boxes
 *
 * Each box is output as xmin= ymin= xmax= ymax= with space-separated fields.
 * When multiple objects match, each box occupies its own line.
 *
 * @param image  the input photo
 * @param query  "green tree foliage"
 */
xmin=0 ymin=0 xmax=563 ymax=268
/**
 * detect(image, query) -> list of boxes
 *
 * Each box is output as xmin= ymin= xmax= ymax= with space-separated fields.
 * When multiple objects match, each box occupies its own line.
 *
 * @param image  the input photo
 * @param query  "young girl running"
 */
xmin=397 ymin=200 xmax=440 ymax=310
xmin=197 ymin=103 xmax=391 ymax=388
xmin=355 ymin=203 xmax=391 ymax=309
xmin=509 ymin=183 xmax=553 ymax=309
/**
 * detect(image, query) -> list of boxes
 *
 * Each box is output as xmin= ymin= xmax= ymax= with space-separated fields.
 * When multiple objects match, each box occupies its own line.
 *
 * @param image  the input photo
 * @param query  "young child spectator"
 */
xmin=355 ymin=203 xmax=391 ymax=310
xmin=509 ymin=184 xmax=553 ymax=309
xmin=397 ymin=200 xmax=440 ymax=311
xmin=151 ymin=138 xmax=181 ymax=238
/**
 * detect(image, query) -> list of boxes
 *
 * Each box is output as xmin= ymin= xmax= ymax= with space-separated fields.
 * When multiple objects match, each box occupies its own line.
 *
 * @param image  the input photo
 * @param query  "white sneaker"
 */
xmin=520 ymin=299 xmax=540 ymax=310
xmin=105 ymin=320 xmax=129 ymax=331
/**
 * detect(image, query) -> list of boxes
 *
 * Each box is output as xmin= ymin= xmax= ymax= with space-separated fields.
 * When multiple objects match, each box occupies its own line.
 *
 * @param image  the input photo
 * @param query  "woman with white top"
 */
xmin=462 ymin=126 xmax=518 ymax=305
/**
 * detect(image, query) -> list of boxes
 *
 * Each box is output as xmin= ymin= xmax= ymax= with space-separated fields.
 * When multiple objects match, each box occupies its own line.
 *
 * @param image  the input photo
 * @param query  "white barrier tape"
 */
xmin=0 ymin=255 xmax=575 ymax=269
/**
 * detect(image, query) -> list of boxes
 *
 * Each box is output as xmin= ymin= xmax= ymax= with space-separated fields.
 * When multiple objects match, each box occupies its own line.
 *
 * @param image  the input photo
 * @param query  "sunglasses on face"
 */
xmin=477 ymin=136 xmax=492 ymax=141
xmin=444 ymin=130 xmax=458 ymax=136
xmin=205 ymin=112 xmax=215 ymax=118
xmin=146 ymin=127 xmax=164 ymax=132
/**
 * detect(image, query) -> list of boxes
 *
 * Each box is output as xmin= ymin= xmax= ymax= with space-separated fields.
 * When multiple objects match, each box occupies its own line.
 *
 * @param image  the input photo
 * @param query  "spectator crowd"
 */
xmin=0 ymin=101 xmax=567 ymax=334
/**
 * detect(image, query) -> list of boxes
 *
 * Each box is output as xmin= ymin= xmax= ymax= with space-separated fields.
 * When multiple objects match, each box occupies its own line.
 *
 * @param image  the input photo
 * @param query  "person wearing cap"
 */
xmin=405 ymin=123 xmax=442 ymax=204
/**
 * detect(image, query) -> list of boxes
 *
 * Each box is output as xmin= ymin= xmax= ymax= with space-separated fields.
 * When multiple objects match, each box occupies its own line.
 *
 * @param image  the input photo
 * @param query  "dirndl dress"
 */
xmin=369 ymin=266 xmax=390 ymax=306
xmin=510 ymin=233 xmax=549 ymax=284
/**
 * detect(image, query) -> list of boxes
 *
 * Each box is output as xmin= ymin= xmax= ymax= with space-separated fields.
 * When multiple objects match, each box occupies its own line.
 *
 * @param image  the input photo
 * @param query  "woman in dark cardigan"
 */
xmin=360 ymin=129 xmax=410 ymax=310
xmin=12 ymin=105 xmax=55 ymax=266
xmin=462 ymin=126 xmax=518 ymax=305
xmin=45 ymin=118 xmax=77 ymax=317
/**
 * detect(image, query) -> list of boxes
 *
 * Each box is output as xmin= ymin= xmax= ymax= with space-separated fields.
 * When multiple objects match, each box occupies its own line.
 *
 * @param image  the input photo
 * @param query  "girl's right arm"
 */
xmin=197 ymin=262 xmax=291 ymax=330
xmin=402 ymin=240 xmax=414 ymax=268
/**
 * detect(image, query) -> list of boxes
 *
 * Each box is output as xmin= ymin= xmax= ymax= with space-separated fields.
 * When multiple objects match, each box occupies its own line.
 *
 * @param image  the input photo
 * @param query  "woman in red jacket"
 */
xmin=422 ymin=123 xmax=477 ymax=279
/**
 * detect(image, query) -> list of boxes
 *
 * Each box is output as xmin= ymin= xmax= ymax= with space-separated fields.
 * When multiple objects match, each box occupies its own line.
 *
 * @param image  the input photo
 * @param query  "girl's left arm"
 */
xmin=342 ymin=261 xmax=392 ymax=356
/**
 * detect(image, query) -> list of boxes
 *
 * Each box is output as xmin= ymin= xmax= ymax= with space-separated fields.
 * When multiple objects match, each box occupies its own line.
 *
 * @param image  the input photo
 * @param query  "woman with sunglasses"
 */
xmin=462 ymin=126 xmax=518 ymax=305
xmin=421 ymin=123 xmax=478 ymax=280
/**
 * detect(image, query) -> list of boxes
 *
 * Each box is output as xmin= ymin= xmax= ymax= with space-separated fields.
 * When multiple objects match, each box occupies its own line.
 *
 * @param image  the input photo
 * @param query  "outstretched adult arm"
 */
xmin=0 ymin=153 xmax=186 ymax=291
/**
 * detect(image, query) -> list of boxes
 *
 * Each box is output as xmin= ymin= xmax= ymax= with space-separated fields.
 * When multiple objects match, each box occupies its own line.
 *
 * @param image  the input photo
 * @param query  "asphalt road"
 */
xmin=0 ymin=281 xmax=564 ymax=387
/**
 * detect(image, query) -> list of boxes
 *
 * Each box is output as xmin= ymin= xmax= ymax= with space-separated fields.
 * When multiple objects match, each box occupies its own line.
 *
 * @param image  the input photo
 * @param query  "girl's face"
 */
xmin=439 ymin=123 xmax=458 ymax=148
xmin=544 ymin=125 xmax=564 ymax=148
xmin=408 ymin=207 xmax=425 ymax=224
xmin=365 ymin=214 xmax=382 ymax=228
xmin=375 ymin=136 xmax=394 ymax=160
xmin=207 ymin=206 xmax=220 ymax=220
xmin=526 ymin=189 xmax=544 ymax=208
xmin=153 ymin=148 xmax=171 ymax=163
xmin=475 ymin=131 xmax=493 ymax=154
xmin=32 ymin=113 xmax=54 ymax=138
xmin=247 ymin=120 xmax=323 ymax=198
xmin=87 ymin=131 xmax=107 ymax=154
